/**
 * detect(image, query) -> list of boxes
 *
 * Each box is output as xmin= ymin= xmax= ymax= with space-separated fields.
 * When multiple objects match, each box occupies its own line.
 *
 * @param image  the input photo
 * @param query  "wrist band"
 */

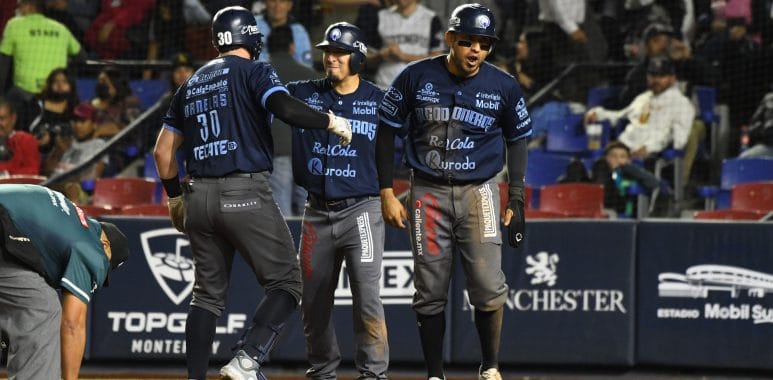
xmin=161 ymin=177 xmax=182 ymax=198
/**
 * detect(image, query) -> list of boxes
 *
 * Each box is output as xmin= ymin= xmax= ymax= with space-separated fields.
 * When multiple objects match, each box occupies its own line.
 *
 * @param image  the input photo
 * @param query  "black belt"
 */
xmin=307 ymin=193 xmax=375 ymax=212
xmin=193 ymin=172 xmax=265 ymax=180
xmin=412 ymin=170 xmax=484 ymax=186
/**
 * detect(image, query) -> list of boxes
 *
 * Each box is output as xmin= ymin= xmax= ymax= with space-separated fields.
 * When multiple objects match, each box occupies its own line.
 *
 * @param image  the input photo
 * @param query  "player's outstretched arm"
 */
xmin=61 ymin=292 xmax=88 ymax=380
xmin=265 ymin=91 xmax=352 ymax=145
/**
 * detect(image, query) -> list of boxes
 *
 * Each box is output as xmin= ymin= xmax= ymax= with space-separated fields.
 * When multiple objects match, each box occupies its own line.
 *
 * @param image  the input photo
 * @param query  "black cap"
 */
xmin=171 ymin=52 xmax=194 ymax=70
xmin=642 ymin=23 xmax=674 ymax=41
xmin=100 ymin=222 xmax=129 ymax=286
xmin=646 ymin=56 xmax=675 ymax=76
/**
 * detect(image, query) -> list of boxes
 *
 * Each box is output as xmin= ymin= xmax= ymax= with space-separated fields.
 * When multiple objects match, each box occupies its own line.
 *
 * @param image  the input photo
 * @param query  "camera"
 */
xmin=32 ymin=121 xmax=73 ymax=140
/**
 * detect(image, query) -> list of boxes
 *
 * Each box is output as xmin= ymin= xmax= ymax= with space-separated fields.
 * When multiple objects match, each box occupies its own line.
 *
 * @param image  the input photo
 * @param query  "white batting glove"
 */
xmin=327 ymin=111 xmax=352 ymax=146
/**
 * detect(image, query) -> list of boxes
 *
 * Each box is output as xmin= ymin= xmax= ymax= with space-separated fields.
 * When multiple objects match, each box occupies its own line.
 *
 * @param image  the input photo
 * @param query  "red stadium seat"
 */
xmin=0 ymin=175 xmax=47 ymax=184
xmin=92 ymin=177 xmax=158 ymax=209
xmin=118 ymin=203 xmax=170 ymax=216
xmin=525 ymin=209 xmax=565 ymax=219
xmin=730 ymin=181 xmax=773 ymax=212
xmin=693 ymin=209 xmax=767 ymax=220
xmin=499 ymin=182 xmax=533 ymax=217
xmin=76 ymin=204 xmax=119 ymax=218
xmin=538 ymin=183 xmax=607 ymax=218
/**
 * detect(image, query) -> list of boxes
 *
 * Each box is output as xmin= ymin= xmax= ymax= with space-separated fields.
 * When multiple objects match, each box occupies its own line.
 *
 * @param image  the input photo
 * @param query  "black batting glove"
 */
xmin=507 ymin=190 xmax=525 ymax=248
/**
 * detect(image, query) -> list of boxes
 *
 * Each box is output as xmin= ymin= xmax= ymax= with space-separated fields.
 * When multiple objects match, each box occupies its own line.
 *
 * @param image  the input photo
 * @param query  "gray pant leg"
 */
xmin=340 ymin=200 xmax=388 ymax=380
xmin=300 ymin=207 xmax=342 ymax=380
xmin=409 ymin=180 xmax=455 ymax=316
xmin=0 ymin=262 xmax=61 ymax=380
xmin=454 ymin=181 xmax=509 ymax=311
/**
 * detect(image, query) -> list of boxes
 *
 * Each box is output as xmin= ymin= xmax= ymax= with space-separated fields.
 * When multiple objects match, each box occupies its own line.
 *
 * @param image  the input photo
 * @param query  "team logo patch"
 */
xmin=141 ymin=228 xmax=194 ymax=305
xmin=329 ymin=28 xmax=342 ymax=41
xmin=475 ymin=15 xmax=491 ymax=29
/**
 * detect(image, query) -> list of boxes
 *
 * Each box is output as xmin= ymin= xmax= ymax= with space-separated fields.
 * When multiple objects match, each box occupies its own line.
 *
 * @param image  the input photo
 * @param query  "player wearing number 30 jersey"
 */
xmin=376 ymin=4 xmax=532 ymax=380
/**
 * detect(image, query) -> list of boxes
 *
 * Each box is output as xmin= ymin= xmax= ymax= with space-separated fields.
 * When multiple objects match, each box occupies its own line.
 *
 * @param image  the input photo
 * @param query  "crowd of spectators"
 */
xmin=0 ymin=0 xmax=772 ymax=214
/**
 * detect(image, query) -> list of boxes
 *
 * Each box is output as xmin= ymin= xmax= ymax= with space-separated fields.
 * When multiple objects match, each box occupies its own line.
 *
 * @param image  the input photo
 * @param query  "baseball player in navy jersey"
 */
xmin=375 ymin=4 xmax=531 ymax=380
xmin=152 ymin=6 xmax=352 ymax=380
xmin=288 ymin=22 xmax=389 ymax=380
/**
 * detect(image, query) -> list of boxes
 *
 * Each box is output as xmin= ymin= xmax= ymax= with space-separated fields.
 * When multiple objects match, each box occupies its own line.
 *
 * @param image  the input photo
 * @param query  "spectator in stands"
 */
xmin=29 ymin=68 xmax=80 ymax=155
xmin=142 ymin=52 xmax=196 ymax=150
xmin=366 ymin=0 xmax=445 ymax=89
xmin=255 ymin=0 xmax=313 ymax=67
xmin=84 ymin=0 xmax=155 ymax=59
xmin=43 ymin=102 xmax=108 ymax=203
xmin=90 ymin=67 xmax=141 ymax=139
xmin=739 ymin=89 xmax=773 ymax=158
xmin=145 ymin=0 xmax=186 ymax=79
xmin=617 ymin=22 xmax=712 ymax=109
xmin=561 ymin=141 xmax=665 ymax=217
xmin=66 ymin=0 xmax=99 ymax=39
xmin=44 ymin=0 xmax=84 ymax=42
xmin=0 ymin=97 xmax=41 ymax=176
xmin=267 ymin=25 xmax=318 ymax=216
xmin=0 ymin=0 xmax=84 ymax=129
xmin=584 ymin=57 xmax=695 ymax=161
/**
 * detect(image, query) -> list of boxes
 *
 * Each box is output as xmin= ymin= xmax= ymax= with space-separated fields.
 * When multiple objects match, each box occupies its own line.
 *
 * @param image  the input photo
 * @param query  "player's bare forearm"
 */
xmin=154 ymin=129 xmax=183 ymax=179
xmin=380 ymin=188 xmax=407 ymax=228
xmin=61 ymin=293 xmax=87 ymax=380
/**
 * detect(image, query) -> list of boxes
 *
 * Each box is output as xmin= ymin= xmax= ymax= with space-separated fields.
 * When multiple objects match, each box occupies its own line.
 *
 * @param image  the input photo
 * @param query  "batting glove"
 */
xmin=167 ymin=195 xmax=185 ymax=233
xmin=327 ymin=111 xmax=352 ymax=146
xmin=507 ymin=193 xmax=525 ymax=248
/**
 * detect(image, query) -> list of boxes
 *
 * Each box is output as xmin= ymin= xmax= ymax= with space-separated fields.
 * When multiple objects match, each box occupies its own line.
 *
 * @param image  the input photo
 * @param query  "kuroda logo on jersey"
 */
xmin=140 ymin=228 xmax=194 ymax=305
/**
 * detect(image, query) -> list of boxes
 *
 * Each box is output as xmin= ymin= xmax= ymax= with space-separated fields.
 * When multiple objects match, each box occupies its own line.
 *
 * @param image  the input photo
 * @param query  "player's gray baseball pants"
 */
xmin=299 ymin=198 xmax=388 ymax=380
xmin=0 ymin=259 xmax=61 ymax=380
xmin=184 ymin=173 xmax=302 ymax=316
xmin=408 ymin=176 xmax=509 ymax=315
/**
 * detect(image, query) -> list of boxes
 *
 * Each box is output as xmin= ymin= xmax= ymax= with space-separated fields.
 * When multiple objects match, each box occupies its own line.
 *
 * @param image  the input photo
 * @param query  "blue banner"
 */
xmin=89 ymin=217 xmax=424 ymax=363
xmin=637 ymin=221 xmax=773 ymax=370
xmin=451 ymin=221 xmax=636 ymax=365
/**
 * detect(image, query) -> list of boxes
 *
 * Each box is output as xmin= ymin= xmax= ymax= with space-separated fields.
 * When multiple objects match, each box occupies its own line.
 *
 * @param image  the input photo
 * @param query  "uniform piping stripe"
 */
xmin=61 ymin=277 xmax=90 ymax=302
xmin=378 ymin=116 xmax=402 ymax=128
xmin=261 ymin=86 xmax=289 ymax=107
xmin=361 ymin=211 xmax=374 ymax=263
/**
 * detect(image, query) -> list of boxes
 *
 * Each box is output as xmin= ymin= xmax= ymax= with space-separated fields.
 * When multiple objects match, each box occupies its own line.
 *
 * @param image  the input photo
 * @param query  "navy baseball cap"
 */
xmin=646 ymin=56 xmax=675 ymax=76
xmin=100 ymin=222 xmax=129 ymax=286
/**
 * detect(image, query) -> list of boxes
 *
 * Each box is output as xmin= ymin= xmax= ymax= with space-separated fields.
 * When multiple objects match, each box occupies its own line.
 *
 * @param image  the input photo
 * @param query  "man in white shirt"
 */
xmin=584 ymin=56 xmax=695 ymax=160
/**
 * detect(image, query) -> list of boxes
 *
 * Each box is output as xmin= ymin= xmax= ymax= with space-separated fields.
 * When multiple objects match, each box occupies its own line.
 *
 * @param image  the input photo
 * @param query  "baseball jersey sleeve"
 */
xmin=60 ymin=243 xmax=103 ymax=304
xmin=161 ymin=89 xmax=184 ymax=135
xmin=250 ymin=64 xmax=289 ymax=108
xmin=378 ymin=70 xmax=412 ymax=130
xmin=501 ymin=81 xmax=533 ymax=142
xmin=65 ymin=27 xmax=81 ymax=55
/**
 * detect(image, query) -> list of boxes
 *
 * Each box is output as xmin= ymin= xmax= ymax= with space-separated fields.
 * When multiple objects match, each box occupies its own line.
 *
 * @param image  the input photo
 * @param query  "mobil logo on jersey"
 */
xmin=334 ymin=250 xmax=415 ymax=305
xmin=475 ymin=91 xmax=501 ymax=110
xmin=655 ymin=264 xmax=773 ymax=325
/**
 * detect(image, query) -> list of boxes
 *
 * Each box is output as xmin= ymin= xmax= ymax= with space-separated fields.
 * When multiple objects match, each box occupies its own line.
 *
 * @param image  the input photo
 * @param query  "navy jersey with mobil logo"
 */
xmin=378 ymin=56 xmax=532 ymax=183
xmin=162 ymin=55 xmax=288 ymax=177
xmin=289 ymin=78 xmax=383 ymax=199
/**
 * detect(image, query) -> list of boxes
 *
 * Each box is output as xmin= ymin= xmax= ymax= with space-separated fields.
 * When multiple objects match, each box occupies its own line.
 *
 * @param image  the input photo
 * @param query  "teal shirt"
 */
xmin=0 ymin=185 xmax=108 ymax=303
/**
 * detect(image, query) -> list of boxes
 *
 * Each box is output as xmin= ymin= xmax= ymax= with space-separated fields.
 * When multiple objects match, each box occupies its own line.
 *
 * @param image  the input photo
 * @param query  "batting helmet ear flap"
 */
xmin=348 ymin=51 xmax=366 ymax=74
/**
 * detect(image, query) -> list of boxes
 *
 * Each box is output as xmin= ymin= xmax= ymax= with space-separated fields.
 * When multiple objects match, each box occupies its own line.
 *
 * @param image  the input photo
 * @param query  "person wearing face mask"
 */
xmin=28 ymin=68 xmax=80 ymax=155
xmin=89 ymin=67 xmax=141 ymax=139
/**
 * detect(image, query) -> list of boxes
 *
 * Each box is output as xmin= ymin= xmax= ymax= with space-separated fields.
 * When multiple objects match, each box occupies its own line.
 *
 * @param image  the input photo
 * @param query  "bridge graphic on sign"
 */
xmin=658 ymin=264 xmax=773 ymax=299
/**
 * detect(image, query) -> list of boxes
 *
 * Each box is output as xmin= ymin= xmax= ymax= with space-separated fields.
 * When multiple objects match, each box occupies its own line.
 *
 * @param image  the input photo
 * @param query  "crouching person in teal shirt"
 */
xmin=0 ymin=184 xmax=129 ymax=380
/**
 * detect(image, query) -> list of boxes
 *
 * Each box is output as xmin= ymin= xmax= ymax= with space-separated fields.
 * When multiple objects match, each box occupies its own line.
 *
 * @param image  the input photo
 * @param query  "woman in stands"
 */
xmin=28 ymin=68 xmax=80 ymax=156
xmin=90 ymin=67 xmax=140 ymax=139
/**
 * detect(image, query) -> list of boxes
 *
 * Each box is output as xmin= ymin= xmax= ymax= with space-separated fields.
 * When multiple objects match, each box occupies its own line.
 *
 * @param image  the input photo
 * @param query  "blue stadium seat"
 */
xmin=586 ymin=86 xmax=622 ymax=109
xmin=76 ymin=78 xmax=169 ymax=110
xmin=545 ymin=113 xmax=610 ymax=155
xmin=698 ymin=158 xmax=773 ymax=209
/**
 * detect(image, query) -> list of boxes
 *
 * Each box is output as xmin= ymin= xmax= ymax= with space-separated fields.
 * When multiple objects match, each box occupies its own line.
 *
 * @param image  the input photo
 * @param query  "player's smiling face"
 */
xmin=322 ymin=47 xmax=353 ymax=82
xmin=445 ymin=31 xmax=492 ymax=78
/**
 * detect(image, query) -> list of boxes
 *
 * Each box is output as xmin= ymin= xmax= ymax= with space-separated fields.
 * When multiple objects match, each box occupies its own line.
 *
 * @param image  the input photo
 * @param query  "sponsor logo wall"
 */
xmin=637 ymin=221 xmax=773 ymax=370
xmin=91 ymin=218 xmax=424 ymax=363
xmin=451 ymin=221 xmax=636 ymax=365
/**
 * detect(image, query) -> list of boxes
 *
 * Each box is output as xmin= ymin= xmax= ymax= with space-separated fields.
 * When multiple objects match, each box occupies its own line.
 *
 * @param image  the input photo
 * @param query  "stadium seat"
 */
xmin=76 ymin=204 xmax=119 ymax=218
xmin=586 ymin=86 xmax=622 ymax=109
xmin=730 ymin=181 xmax=773 ymax=212
xmin=545 ymin=113 xmax=607 ymax=155
xmin=538 ymin=183 xmax=607 ymax=218
xmin=0 ymin=175 xmax=47 ymax=184
xmin=92 ymin=177 xmax=159 ymax=209
xmin=693 ymin=209 xmax=767 ymax=220
xmin=699 ymin=158 xmax=773 ymax=209
xmin=498 ymin=182 xmax=533 ymax=218
xmin=118 ymin=203 xmax=170 ymax=216
xmin=76 ymin=79 xmax=169 ymax=110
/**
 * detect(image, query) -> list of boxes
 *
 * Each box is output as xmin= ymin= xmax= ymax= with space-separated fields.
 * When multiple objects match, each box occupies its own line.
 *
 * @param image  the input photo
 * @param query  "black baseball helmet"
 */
xmin=211 ymin=6 xmax=263 ymax=59
xmin=315 ymin=22 xmax=368 ymax=74
xmin=447 ymin=3 xmax=498 ymax=41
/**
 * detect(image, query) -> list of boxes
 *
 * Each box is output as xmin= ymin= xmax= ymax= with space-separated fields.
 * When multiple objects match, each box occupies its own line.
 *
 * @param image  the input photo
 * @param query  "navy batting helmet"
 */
xmin=211 ymin=6 xmax=263 ymax=59
xmin=448 ymin=3 xmax=498 ymax=41
xmin=315 ymin=22 xmax=368 ymax=74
